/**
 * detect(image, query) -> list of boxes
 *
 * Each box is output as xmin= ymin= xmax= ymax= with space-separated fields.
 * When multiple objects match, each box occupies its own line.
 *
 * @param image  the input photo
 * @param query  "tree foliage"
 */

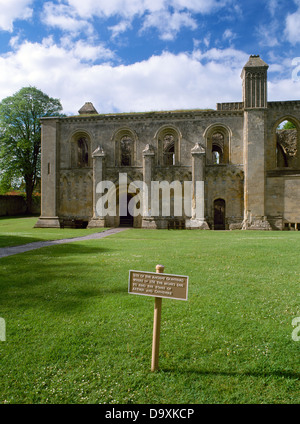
xmin=0 ymin=87 xmax=63 ymax=211
xmin=282 ymin=120 xmax=296 ymax=129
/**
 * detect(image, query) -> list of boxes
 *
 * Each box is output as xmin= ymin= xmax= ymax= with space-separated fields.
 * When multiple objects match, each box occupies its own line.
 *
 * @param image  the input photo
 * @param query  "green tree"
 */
xmin=0 ymin=87 xmax=63 ymax=212
xmin=282 ymin=121 xmax=296 ymax=129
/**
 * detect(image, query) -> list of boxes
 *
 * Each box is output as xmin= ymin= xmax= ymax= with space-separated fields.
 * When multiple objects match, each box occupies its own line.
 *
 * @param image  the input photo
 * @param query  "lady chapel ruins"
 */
xmin=36 ymin=55 xmax=300 ymax=230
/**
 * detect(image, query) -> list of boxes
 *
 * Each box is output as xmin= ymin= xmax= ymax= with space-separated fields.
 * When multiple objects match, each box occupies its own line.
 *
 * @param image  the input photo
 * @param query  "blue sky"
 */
xmin=0 ymin=0 xmax=300 ymax=114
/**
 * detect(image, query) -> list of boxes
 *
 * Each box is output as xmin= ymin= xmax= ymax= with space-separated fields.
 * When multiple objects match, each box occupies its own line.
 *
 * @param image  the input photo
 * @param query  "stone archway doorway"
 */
xmin=214 ymin=198 xmax=226 ymax=230
xmin=119 ymin=193 xmax=134 ymax=227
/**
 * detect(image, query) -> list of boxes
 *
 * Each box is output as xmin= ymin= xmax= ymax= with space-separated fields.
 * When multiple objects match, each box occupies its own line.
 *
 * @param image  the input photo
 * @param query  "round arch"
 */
xmin=154 ymin=124 xmax=182 ymax=166
xmin=69 ymin=129 xmax=93 ymax=168
xmin=111 ymin=127 xmax=138 ymax=167
xmin=203 ymin=123 xmax=232 ymax=165
xmin=272 ymin=115 xmax=300 ymax=169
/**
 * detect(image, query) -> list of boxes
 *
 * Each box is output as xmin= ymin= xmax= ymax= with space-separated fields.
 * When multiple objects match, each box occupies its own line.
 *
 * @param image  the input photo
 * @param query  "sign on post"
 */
xmin=128 ymin=266 xmax=188 ymax=371
xmin=128 ymin=270 xmax=188 ymax=301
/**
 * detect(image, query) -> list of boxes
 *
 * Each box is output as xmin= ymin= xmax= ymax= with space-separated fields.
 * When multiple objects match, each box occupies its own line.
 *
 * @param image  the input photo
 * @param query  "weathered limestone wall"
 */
xmin=35 ymin=119 xmax=60 ymax=228
xmin=206 ymin=165 xmax=244 ymax=229
xmin=52 ymin=110 xmax=244 ymax=228
xmin=243 ymin=110 xmax=270 ymax=229
xmin=266 ymin=175 xmax=300 ymax=229
xmin=35 ymin=56 xmax=300 ymax=230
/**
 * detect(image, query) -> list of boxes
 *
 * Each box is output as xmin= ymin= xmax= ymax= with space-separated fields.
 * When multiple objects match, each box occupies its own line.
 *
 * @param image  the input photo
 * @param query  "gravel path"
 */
xmin=0 ymin=227 xmax=130 ymax=259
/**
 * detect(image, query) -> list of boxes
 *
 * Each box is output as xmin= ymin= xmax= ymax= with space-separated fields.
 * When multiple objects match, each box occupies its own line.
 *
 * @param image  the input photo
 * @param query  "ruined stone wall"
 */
xmin=36 ymin=56 xmax=300 ymax=230
xmin=55 ymin=110 xmax=244 ymax=227
xmin=206 ymin=165 xmax=244 ymax=229
xmin=265 ymin=102 xmax=300 ymax=229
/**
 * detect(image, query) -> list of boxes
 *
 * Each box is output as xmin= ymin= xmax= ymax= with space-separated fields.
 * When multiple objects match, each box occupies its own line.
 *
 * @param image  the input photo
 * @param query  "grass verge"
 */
xmin=0 ymin=224 xmax=299 ymax=403
xmin=0 ymin=216 xmax=105 ymax=248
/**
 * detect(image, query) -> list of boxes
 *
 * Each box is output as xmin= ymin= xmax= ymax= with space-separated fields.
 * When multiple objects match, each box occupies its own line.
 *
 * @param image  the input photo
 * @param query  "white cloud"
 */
xmin=171 ymin=0 xmax=227 ymax=14
xmin=66 ymin=0 xmax=231 ymax=19
xmin=42 ymin=2 xmax=94 ymax=36
xmin=1 ymin=36 xmax=298 ymax=117
xmin=285 ymin=7 xmax=300 ymax=44
xmin=268 ymin=78 xmax=300 ymax=102
xmin=257 ymin=23 xmax=279 ymax=47
xmin=193 ymin=48 xmax=248 ymax=70
xmin=0 ymin=38 xmax=249 ymax=114
xmin=61 ymin=38 xmax=115 ymax=62
xmin=223 ymin=29 xmax=237 ymax=43
xmin=0 ymin=0 xmax=33 ymax=32
xmin=141 ymin=10 xmax=197 ymax=40
xmin=61 ymin=0 xmax=164 ymax=19
xmin=109 ymin=20 xmax=133 ymax=40
xmin=267 ymin=0 xmax=279 ymax=17
xmin=43 ymin=0 xmax=231 ymax=39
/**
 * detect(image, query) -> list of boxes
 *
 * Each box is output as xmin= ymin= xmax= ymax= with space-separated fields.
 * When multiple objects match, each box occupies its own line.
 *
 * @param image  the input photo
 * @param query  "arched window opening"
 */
xmin=212 ymin=144 xmax=223 ymax=164
xmin=77 ymin=137 xmax=89 ymax=167
xmin=205 ymin=126 xmax=229 ymax=165
xmin=120 ymin=135 xmax=132 ymax=166
xmin=211 ymin=132 xmax=224 ymax=164
xmin=276 ymin=120 xmax=297 ymax=168
xmin=156 ymin=127 xmax=180 ymax=166
xmin=163 ymin=134 xmax=175 ymax=165
xmin=114 ymin=129 xmax=136 ymax=166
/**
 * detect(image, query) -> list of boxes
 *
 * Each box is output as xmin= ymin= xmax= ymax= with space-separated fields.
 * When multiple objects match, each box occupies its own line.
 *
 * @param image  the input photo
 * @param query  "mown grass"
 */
xmin=0 ymin=219 xmax=299 ymax=404
xmin=0 ymin=216 xmax=105 ymax=248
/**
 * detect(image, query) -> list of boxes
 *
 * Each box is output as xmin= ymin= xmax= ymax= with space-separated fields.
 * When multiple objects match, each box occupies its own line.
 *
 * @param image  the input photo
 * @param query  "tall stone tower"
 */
xmin=241 ymin=55 xmax=268 ymax=109
xmin=242 ymin=55 xmax=271 ymax=229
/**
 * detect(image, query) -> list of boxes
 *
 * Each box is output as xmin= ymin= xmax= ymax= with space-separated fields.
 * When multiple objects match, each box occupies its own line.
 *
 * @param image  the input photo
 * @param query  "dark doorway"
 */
xmin=214 ymin=199 xmax=226 ymax=230
xmin=119 ymin=193 xmax=134 ymax=227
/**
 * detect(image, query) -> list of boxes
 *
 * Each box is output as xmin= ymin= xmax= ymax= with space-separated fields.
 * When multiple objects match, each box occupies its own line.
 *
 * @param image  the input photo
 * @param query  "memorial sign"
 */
xmin=128 ymin=270 xmax=188 ymax=301
xmin=129 ymin=265 xmax=189 ymax=371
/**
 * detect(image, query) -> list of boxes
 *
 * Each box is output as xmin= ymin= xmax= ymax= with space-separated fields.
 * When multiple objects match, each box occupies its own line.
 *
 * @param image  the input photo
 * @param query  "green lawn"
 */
xmin=0 ymin=219 xmax=299 ymax=404
xmin=0 ymin=216 xmax=105 ymax=247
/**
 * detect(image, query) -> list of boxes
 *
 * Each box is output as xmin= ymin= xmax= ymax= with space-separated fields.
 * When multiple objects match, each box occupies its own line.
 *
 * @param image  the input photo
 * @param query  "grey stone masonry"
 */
xmin=35 ymin=55 xmax=300 ymax=231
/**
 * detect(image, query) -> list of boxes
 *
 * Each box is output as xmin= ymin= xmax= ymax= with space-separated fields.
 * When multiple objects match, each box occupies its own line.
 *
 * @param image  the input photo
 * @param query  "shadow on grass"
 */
xmin=0 ymin=243 xmax=128 ymax=314
xmin=160 ymin=367 xmax=300 ymax=380
xmin=0 ymin=234 xmax=50 ymax=248
xmin=0 ymin=229 xmax=107 ymax=248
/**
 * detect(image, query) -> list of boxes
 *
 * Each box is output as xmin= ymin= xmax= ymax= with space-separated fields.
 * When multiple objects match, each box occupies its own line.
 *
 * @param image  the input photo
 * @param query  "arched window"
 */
xmin=70 ymin=132 xmax=91 ymax=168
xmin=77 ymin=136 xmax=89 ymax=167
xmin=156 ymin=126 xmax=180 ymax=166
xmin=205 ymin=125 xmax=230 ymax=165
xmin=113 ymin=129 xmax=136 ymax=166
xmin=120 ymin=135 xmax=133 ymax=166
xmin=163 ymin=134 xmax=175 ymax=165
xmin=276 ymin=120 xmax=298 ymax=168
xmin=211 ymin=133 xmax=224 ymax=164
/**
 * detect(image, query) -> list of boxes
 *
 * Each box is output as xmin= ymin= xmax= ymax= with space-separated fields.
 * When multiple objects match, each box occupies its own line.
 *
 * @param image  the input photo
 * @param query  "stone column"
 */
xmin=87 ymin=146 xmax=106 ymax=228
xmin=241 ymin=55 xmax=271 ymax=230
xmin=186 ymin=143 xmax=209 ymax=229
xmin=35 ymin=118 xmax=60 ymax=228
xmin=141 ymin=144 xmax=156 ymax=228
xmin=242 ymin=110 xmax=271 ymax=230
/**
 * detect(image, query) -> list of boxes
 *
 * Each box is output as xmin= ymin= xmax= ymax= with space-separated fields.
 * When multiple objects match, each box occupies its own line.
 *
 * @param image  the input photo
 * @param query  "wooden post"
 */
xmin=151 ymin=264 xmax=164 ymax=372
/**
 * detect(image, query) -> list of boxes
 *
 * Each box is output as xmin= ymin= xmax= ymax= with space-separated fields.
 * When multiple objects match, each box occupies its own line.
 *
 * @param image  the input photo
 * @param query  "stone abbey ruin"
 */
xmin=36 ymin=55 xmax=300 ymax=230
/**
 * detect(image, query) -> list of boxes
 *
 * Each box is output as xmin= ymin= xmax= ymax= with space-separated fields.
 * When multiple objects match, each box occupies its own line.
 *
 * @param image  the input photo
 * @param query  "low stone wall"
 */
xmin=0 ymin=195 xmax=40 ymax=216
